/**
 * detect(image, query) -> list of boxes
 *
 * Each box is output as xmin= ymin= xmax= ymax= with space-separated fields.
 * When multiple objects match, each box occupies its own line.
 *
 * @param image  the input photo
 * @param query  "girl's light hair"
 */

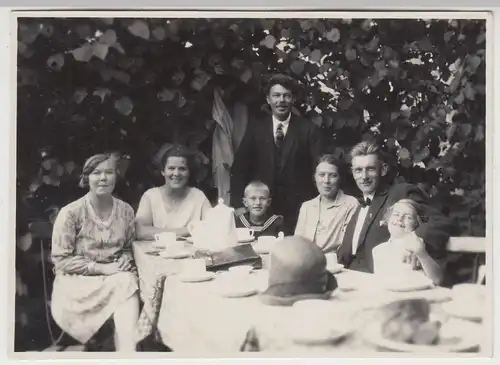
xmin=381 ymin=198 xmax=424 ymax=227
xmin=244 ymin=180 xmax=271 ymax=197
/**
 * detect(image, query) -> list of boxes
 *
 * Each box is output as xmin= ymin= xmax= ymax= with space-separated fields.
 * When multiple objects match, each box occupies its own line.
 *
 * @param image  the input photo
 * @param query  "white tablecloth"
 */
xmin=132 ymin=241 xmax=486 ymax=355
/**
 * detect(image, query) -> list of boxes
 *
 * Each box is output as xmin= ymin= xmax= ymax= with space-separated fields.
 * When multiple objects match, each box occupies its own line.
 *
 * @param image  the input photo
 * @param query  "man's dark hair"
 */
xmin=265 ymin=73 xmax=298 ymax=96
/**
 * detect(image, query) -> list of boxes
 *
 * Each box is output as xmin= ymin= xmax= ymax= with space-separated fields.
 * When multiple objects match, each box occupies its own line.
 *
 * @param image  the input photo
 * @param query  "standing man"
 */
xmin=337 ymin=141 xmax=455 ymax=278
xmin=230 ymin=74 xmax=324 ymax=235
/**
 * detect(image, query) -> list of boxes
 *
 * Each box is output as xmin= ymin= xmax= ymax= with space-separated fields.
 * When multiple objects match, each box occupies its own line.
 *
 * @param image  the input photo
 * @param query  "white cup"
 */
xmin=236 ymin=228 xmax=255 ymax=240
xmin=183 ymin=258 xmax=207 ymax=275
xmin=154 ymin=232 xmax=183 ymax=251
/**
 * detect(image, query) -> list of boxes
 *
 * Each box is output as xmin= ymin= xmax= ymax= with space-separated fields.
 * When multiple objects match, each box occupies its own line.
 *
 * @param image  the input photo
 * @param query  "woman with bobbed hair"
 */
xmin=135 ymin=144 xmax=212 ymax=241
xmin=51 ymin=153 xmax=140 ymax=352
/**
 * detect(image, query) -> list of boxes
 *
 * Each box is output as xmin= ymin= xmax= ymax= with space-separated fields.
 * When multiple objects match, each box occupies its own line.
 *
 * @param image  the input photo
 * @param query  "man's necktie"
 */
xmin=275 ymin=123 xmax=284 ymax=148
xmin=358 ymin=197 xmax=372 ymax=208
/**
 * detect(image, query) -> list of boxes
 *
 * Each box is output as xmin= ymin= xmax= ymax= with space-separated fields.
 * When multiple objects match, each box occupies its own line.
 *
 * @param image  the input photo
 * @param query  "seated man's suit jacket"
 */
xmin=337 ymin=182 xmax=455 ymax=274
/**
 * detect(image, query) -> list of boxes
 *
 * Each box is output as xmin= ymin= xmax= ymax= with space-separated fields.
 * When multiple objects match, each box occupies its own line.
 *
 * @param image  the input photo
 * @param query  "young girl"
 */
xmin=235 ymin=181 xmax=284 ymax=238
xmin=372 ymin=199 xmax=444 ymax=285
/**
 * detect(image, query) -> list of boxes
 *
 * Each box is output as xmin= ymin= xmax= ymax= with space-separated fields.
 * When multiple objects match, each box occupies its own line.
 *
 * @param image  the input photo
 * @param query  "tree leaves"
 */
xmin=46 ymin=53 xmax=64 ymax=71
xmin=16 ymin=18 xmax=486 ymax=238
xmin=98 ymin=29 xmax=117 ymax=46
xmin=466 ymin=55 xmax=481 ymax=71
xmin=240 ymin=68 xmax=252 ymax=83
xmin=191 ymin=69 xmax=212 ymax=91
xmin=260 ymin=34 xmax=276 ymax=49
xmin=152 ymin=26 xmax=166 ymax=41
xmin=114 ymin=96 xmax=134 ymax=116
xmin=290 ymin=60 xmax=305 ymax=75
xmin=309 ymin=49 xmax=322 ymax=63
xmin=128 ymin=20 xmax=150 ymax=40
xmin=345 ymin=48 xmax=357 ymax=61
xmin=72 ymin=43 xmax=94 ymax=62
xmin=92 ymin=43 xmax=109 ymax=60
xmin=413 ymin=146 xmax=430 ymax=163
xmin=157 ymin=88 xmax=176 ymax=102
xmin=325 ymin=28 xmax=341 ymax=43
xmin=398 ymin=147 xmax=411 ymax=160
xmin=73 ymin=88 xmax=88 ymax=104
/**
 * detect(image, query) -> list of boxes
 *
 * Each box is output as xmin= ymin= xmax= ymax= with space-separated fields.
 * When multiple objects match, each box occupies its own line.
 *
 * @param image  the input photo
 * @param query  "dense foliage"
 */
xmin=17 ymin=17 xmax=486 ymax=235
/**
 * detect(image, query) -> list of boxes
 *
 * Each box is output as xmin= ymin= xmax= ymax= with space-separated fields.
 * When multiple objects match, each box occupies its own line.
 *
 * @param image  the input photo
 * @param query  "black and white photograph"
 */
xmin=10 ymin=10 xmax=491 ymax=357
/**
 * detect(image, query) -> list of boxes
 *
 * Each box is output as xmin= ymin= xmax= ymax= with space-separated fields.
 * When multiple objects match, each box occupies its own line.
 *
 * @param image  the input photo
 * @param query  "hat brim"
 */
xmin=259 ymin=272 xmax=338 ymax=307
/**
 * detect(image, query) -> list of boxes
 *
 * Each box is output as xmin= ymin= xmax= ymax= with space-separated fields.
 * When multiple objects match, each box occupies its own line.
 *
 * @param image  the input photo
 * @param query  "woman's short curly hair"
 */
xmin=157 ymin=144 xmax=196 ymax=186
xmin=79 ymin=153 xmax=116 ymax=189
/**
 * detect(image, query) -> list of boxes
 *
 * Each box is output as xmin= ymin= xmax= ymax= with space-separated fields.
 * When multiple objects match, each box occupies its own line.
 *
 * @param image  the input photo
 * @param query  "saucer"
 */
xmin=363 ymin=317 xmax=480 ymax=353
xmin=381 ymin=274 xmax=434 ymax=292
xmin=177 ymin=272 xmax=215 ymax=283
xmin=158 ymin=250 xmax=191 ymax=259
xmin=213 ymin=281 xmax=259 ymax=298
xmin=238 ymin=236 xmax=255 ymax=243
xmin=286 ymin=315 xmax=352 ymax=345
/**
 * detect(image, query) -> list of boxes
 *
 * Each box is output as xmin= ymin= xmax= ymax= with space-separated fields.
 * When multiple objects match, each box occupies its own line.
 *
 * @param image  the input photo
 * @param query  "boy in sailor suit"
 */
xmin=235 ymin=181 xmax=284 ymax=238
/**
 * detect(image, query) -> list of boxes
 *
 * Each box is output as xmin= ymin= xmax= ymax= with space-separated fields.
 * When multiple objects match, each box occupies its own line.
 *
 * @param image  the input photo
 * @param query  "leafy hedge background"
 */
xmin=15 ymin=16 xmax=486 ymax=351
xmin=17 ymin=17 xmax=486 ymax=235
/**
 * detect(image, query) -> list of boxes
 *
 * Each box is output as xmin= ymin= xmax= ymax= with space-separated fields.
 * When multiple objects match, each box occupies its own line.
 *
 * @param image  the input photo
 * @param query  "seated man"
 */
xmin=337 ymin=141 xmax=455 ymax=280
xmin=235 ymin=181 xmax=284 ymax=238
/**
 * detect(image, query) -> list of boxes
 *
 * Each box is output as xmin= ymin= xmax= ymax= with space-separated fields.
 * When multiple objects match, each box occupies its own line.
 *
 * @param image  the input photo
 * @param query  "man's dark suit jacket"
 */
xmin=230 ymin=113 xmax=324 ymax=235
xmin=337 ymin=182 xmax=455 ymax=273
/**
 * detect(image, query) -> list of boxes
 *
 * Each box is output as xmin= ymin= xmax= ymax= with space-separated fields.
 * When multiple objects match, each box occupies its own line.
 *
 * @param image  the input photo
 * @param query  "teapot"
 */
xmin=188 ymin=198 xmax=238 ymax=251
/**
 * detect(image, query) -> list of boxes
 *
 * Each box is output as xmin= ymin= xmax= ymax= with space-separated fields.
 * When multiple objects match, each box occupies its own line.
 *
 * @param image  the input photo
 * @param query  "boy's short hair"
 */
xmin=382 ymin=198 xmax=425 ymax=227
xmin=244 ymin=180 xmax=271 ymax=197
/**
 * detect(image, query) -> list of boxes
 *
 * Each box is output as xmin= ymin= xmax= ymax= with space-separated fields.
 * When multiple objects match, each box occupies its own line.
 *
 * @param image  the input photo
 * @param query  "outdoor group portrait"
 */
xmin=11 ymin=9 xmax=491 ymax=358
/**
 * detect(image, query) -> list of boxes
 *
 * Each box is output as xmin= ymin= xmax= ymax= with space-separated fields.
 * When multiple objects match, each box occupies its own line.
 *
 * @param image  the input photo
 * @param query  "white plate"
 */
xmin=363 ymin=318 xmax=480 ymax=353
xmin=158 ymin=250 xmax=191 ymax=259
xmin=290 ymin=327 xmax=351 ymax=345
xmin=286 ymin=314 xmax=352 ymax=345
xmin=213 ymin=285 xmax=258 ymax=298
xmin=177 ymin=272 xmax=215 ymax=283
xmin=382 ymin=275 xmax=434 ymax=292
xmin=441 ymin=300 xmax=484 ymax=322
xmin=238 ymin=236 xmax=255 ymax=243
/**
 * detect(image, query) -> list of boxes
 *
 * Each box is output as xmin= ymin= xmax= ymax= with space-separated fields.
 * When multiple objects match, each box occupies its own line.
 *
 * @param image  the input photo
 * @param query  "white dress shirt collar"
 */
xmin=273 ymin=114 xmax=291 ymax=136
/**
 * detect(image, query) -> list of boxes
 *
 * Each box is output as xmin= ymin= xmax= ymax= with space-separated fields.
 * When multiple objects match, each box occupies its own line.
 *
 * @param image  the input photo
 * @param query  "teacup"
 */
xmin=236 ymin=228 xmax=255 ymax=241
xmin=154 ymin=232 xmax=176 ymax=247
xmin=182 ymin=258 xmax=207 ymax=275
xmin=228 ymin=265 xmax=254 ymax=275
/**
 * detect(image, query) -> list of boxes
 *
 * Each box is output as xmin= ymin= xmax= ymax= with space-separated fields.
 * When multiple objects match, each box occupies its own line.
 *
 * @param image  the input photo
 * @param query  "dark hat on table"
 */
xmin=260 ymin=236 xmax=337 ymax=306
